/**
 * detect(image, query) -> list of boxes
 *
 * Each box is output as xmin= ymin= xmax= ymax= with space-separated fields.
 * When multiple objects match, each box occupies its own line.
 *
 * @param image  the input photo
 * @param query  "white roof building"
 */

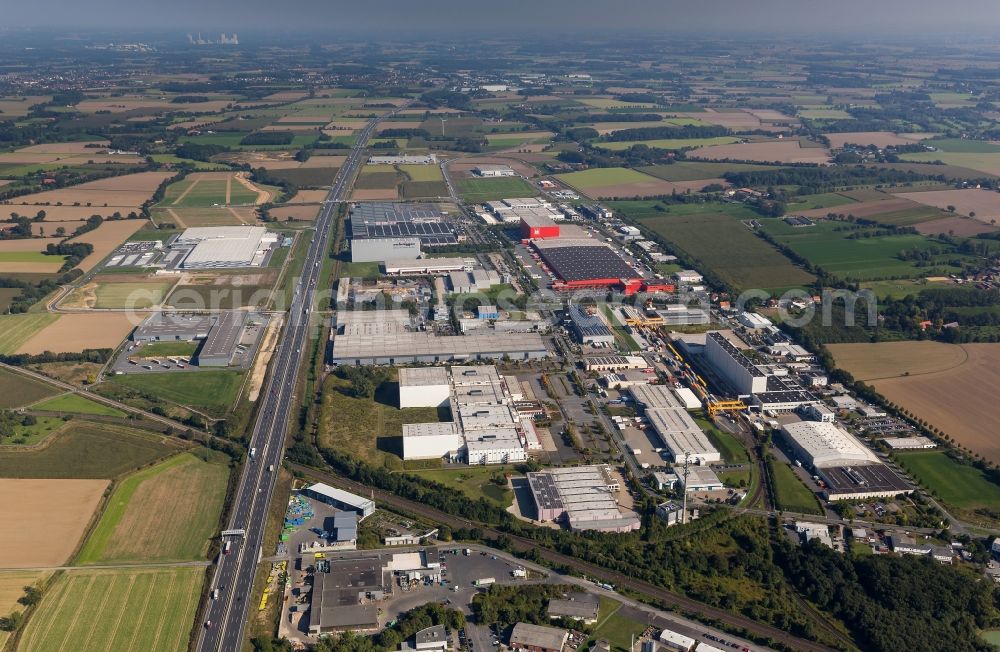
xmin=176 ymin=226 xmax=274 ymax=269
xmin=780 ymin=421 xmax=879 ymax=468
xmin=645 ymin=408 xmax=721 ymax=465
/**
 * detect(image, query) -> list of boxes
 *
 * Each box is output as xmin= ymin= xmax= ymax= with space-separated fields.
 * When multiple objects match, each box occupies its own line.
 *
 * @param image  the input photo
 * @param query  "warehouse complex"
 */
xmin=330 ymin=310 xmax=549 ymax=365
xmin=485 ymin=197 xmax=564 ymax=224
xmin=645 ymin=407 xmax=721 ymax=465
xmin=400 ymin=365 xmax=541 ymax=464
xmin=301 ymin=483 xmax=375 ymax=519
xmin=566 ymin=304 xmax=615 ymax=345
xmin=349 ymin=202 xmax=458 ymax=262
xmin=105 ymin=226 xmax=279 ymax=270
xmin=131 ymin=311 xmax=251 ymax=367
xmin=778 ymin=421 xmax=911 ymax=500
xmin=705 ymin=332 xmax=769 ymax=395
xmin=527 ymin=465 xmax=640 ymax=533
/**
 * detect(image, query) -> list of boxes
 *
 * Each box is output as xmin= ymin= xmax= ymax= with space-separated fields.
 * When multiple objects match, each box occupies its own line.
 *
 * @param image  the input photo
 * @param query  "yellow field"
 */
xmin=17 ymin=313 xmax=135 ymax=355
xmin=0 ymin=314 xmax=59 ymax=355
xmin=830 ymin=342 xmax=1000 ymax=464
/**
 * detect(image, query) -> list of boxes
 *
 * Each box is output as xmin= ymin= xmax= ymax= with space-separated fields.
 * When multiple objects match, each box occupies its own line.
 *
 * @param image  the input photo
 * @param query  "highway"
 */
xmin=196 ymin=115 xmax=380 ymax=652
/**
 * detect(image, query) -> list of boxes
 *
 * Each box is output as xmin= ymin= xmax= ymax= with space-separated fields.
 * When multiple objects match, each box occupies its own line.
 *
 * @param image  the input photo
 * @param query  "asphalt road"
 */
xmin=195 ymin=115 xmax=382 ymax=652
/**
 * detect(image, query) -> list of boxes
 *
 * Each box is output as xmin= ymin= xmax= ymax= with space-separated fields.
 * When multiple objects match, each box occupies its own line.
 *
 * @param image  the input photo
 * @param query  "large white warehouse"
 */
xmin=779 ymin=421 xmax=880 ymax=469
xmin=645 ymin=407 xmax=721 ymax=465
xmin=398 ymin=367 xmax=450 ymax=408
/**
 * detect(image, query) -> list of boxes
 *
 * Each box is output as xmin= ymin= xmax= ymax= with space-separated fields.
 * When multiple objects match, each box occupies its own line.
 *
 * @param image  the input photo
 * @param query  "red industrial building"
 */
xmin=520 ymin=214 xmax=561 ymax=240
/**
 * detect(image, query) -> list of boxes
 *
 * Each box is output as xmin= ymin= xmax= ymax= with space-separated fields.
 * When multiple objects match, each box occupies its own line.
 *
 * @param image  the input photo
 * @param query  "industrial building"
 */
xmin=882 ymin=436 xmax=936 ymax=450
xmin=818 ymin=463 xmax=912 ymax=501
xmin=510 ymin=623 xmax=569 ymax=652
xmin=400 ymin=365 xmax=535 ymax=464
xmin=474 ymin=164 xmax=515 ymax=177
xmin=738 ymin=311 xmax=772 ymax=329
xmin=527 ymin=465 xmax=640 ymax=533
xmin=657 ymin=304 xmax=710 ymax=326
xmin=301 ymin=483 xmax=375 ymax=519
xmin=582 ymin=355 xmax=650 ymax=372
xmin=565 ymin=304 xmax=616 ymax=345
xmin=705 ymin=332 xmax=769 ymax=395
xmin=349 ymin=202 xmax=458 ymax=262
xmin=330 ymin=309 xmax=548 ymax=365
xmin=448 ymin=268 xmax=501 ymax=294
xmin=131 ymin=311 xmax=250 ymax=367
xmin=630 ymin=384 xmax=683 ymax=410
xmin=485 ymin=198 xmax=564 ymax=224
xmin=520 ymin=213 xmax=561 ymax=240
xmin=676 ymin=465 xmax=724 ymax=492
xmin=383 ymin=257 xmax=474 ymax=275
xmin=398 ymin=367 xmax=450 ymax=408
xmin=546 ymin=593 xmax=599 ymax=624
xmin=533 ymin=238 xmax=643 ymax=293
xmin=171 ymin=226 xmax=277 ymax=269
xmin=308 ymin=560 xmax=384 ymax=634
xmin=645 ymin=408 xmax=721 ymax=465
xmin=778 ymin=421 xmax=880 ymax=469
xmin=750 ymin=389 xmax=817 ymax=414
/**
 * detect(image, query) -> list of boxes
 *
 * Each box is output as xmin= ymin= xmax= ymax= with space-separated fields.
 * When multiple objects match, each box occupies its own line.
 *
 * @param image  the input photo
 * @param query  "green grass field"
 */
xmin=595 ymin=136 xmax=740 ymax=151
xmin=94 ymin=281 xmax=173 ymax=309
xmin=408 ymin=466 xmax=515 ymax=505
xmin=799 ymin=108 xmax=853 ymax=119
xmin=614 ymin=202 xmax=814 ymax=292
xmin=458 ymin=176 xmax=537 ymax=203
xmin=555 ymin=167 xmax=659 ymax=189
xmin=770 ymin=461 xmax=823 ymax=515
xmin=0 ymin=415 xmax=65 ymax=446
xmin=0 ymin=366 xmax=59 ymax=408
xmin=785 ymin=192 xmax=859 ymax=211
xmin=860 ymin=279 xmax=948 ymax=299
xmin=760 ymin=220 xmax=956 ymax=281
xmin=110 ymin=370 xmax=245 ymax=413
xmin=138 ymin=341 xmax=200 ymax=357
xmin=0 ymin=251 xmax=62 ymax=264
xmin=700 ymin=419 xmax=750 ymax=464
xmin=589 ymin=600 xmax=646 ymax=652
xmin=17 ymin=567 xmax=203 ymax=652
xmin=317 ymin=373 xmax=448 ymax=469
xmin=895 ymin=451 xmax=1000 ymax=518
xmin=0 ymin=421 xmax=178 ymax=478
xmin=77 ymin=452 xmax=228 ymax=563
xmin=0 ymin=313 xmax=58 ymax=354
xmin=923 ymin=138 xmax=1000 ymax=153
xmin=32 ymin=392 xmax=127 ymax=417
xmin=900 ymin=151 xmax=1000 ymax=176
xmin=399 ymin=164 xmax=444 ymax=182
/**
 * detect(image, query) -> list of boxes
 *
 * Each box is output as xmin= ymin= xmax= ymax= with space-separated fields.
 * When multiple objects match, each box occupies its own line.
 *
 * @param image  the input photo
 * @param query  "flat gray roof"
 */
xmin=199 ymin=311 xmax=248 ymax=360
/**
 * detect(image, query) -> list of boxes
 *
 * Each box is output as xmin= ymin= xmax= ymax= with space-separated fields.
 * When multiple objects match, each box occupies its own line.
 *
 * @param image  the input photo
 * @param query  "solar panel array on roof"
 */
xmin=538 ymin=245 xmax=641 ymax=282
xmin=349 ymin=202 xmax=458 ymax=245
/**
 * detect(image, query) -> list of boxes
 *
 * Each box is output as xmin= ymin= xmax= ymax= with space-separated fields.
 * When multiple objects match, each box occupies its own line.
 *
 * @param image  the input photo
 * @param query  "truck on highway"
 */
xmin=249 ymin=447 xmax=256 ymax=460
xmin=223 ymin=541 xmax=232 ymax=555
xmin=268 ymin=464 xmax=274 ymax=472
xmin=463 ymin=548 xmax=471 ymax=556
xmin=212 ymin=588 xmax=219 ymax=600
xmin=473 ymin=578 xmax=495 ymax=587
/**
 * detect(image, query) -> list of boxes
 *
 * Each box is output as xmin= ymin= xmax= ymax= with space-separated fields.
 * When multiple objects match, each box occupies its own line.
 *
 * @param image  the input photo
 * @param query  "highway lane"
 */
xmin=196 ymin=115 xmax=381 ymax=652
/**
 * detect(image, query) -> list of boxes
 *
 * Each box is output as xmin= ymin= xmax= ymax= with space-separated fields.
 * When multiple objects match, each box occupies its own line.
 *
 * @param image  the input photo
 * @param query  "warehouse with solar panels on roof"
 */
xmin=349 ymin=202 xmax=459 ymax=262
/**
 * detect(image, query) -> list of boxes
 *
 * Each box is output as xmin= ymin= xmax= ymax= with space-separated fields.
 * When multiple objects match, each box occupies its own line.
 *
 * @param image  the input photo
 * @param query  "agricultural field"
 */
xmin=0 ymin=421 xmax=180 ymax=479
xmin=0 ymin=366 xmax=59 ymax=408
xmin=0 ymin=416 xmax=68 ymax=447
xmin=109 ymin=370 xmax=246 ymax=413
xmin=66 ymin=219 xmax=147 ymax=272
xmin=7 ymin=171 xmax=172 ymax=211
xmin=860 ymin=278 xmax=952 ymax=300
xmin=894 ymin=451 xmax=1000 ymax=526
xmin=638 ymin=161 xmax=778 ymax=182
xmin=152 ymin=206 xmax=258 ymax=228
xmin=893 ymin=188 xmax=1000 ymax=226
xmin=0 ymin=250 xmax=66 ymax=274
xmin=900 ymin=145 xmax=1000 ymax=176
xmin=795 ymin=196 xmax=946 ymax=227
xmin=823 ymin=132 xmax=933 ymax=149
xmin=16 ymin=312 xmax=134 ymax=354
xmin=31 ymin=393 xmax=127 ymax=417
xmin=159 ymin=171 xmax=270 ymax=208
xmin=17 ymin=567 xmax=204 ymax=652
xmin=594 ymin=136 xmax=740 ymax=151
xmin=688 ymin=140 xmax=831 ymax=164
xmin=760 ymin=219 xmax=956 ymax=280
xmin=555 ymin=167 xmax=684 ymax=198
xmin=77 ymin=452 xmax=228 ymax=563
xmin=830 ymin=342 xmax=1000 ymax=464
xmin=0 ymin=478 xmax=108 ymax=568
xmin=457 ymin=176 xmax=538 ymax=203
xmin=615 ymin=202 xmax=814 ymax=292
xmin=62 ymin=278 xmax=175 ymax=309
xmin=0 ymin=314 xmax=59 ymax=355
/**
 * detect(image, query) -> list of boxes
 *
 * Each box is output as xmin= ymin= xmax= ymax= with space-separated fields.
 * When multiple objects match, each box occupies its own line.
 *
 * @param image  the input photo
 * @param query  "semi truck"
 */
xmin=473 ymin=577 xmax=495 ymax=587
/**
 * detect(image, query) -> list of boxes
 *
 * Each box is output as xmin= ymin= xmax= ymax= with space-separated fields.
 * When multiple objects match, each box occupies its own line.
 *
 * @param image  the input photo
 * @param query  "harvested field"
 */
xmin=77 ymin=452 xmax=228 ymax=563
xmin=7 ymin=171 xmax=172 ymax=208
xmin=679 ymin=109 xmax=760 ymax=128
xmin=596 ymin=136 xmax=740 ymax=151
xmin=17 ymin=313 xmax=135 ymax=354
xmin=300 ymin=154 xmax=348 ymax=168
xmin=824 ymin=132 xmax=930 ymax=149
xmin=900 ymin=151 xmax=1000 ymax=176
xmin=0 ymin=366 xmax=59 ymax=408
xmin=269 ymin=204 xmax=321 ymax=222
xmin=894 ymin=189 xmax=1000 ymax=223
xmin=556 ymin=167 xmax=696 ymax=199
xmin=62 ymin=278 xmax=175 ymax=310
xmin=829 ymin=342 xmax=1000 ymax=464
xmin=161 ymin=171 xmax=268 ymax=208
xmin=0 ymin=250 xmax=65 ymax=274
xmin=915 ymin=215 xmax=997 ymax=236
xmin=689 ymin=140 xmax=831 ymax=164
xmin=0 ymin=478 xmax=108 ymax=568
xmin=285 ymin=189 xmax=330 ymax=203
xmin=351 ymin=188 xmax=399 ymax=200
xmin=17 ymin=566 xmax=204 ymax=652
xmin=67 ymin=218 xmax=146 ymax=272
xmin=0 ymin=572 xmax=49 ymax=615
xmin=798 ymin=197 xmax=930 ymax=219
xmin=0 ymin=314 xmax=59 ymax=354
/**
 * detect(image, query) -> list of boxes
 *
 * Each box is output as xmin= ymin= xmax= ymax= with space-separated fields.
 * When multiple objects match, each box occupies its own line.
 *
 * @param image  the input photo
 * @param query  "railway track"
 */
xmin=287 ymin=462 xmax=843 ymax=652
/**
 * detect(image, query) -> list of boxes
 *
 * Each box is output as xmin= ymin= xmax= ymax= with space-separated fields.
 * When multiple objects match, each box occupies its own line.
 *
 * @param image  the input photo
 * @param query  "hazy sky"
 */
xmin=6 ymin=0 xmax=1000 ymax=35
